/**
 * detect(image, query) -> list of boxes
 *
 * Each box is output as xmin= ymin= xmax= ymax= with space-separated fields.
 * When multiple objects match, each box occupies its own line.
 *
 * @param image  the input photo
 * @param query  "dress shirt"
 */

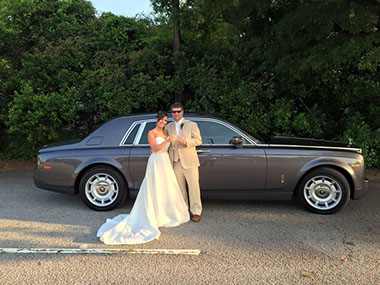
xmin=175 ymin=118 xmax=184 ymax=135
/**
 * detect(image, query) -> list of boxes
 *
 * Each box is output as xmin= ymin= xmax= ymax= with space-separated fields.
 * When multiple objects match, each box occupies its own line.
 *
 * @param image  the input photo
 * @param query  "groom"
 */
xmin=166 ymin=102 xmax=203 ymax=222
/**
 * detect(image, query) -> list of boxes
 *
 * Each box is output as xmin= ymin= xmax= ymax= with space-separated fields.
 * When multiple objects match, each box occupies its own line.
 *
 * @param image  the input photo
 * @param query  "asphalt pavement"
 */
xmin=0 ymin=170 xmax=379 ymax=284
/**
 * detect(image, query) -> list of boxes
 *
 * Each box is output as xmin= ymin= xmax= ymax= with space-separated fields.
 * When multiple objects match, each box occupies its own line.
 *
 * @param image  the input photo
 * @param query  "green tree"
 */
xmin=0 ymin=0 xmax=379 ymax=166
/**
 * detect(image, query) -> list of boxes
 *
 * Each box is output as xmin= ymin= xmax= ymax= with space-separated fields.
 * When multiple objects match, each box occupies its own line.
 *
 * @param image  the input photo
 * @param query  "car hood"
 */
xmin=265 ymin=136 xmax=361 ymax=151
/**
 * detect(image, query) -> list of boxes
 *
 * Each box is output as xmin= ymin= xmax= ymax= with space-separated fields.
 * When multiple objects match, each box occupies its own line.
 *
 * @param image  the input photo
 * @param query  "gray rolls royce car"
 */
xmin=33 ymin=114 xmax=368 ymax=214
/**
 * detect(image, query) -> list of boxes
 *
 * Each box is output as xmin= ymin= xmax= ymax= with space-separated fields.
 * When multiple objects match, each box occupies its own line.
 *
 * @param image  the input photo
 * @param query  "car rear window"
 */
xmin=138 ymin=122 xmax=156 ymax=144
xmin=124 ymin=124 xmax=140 ymax=145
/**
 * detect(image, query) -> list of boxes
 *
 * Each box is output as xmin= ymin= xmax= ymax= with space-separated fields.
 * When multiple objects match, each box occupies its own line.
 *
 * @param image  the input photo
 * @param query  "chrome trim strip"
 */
xmin=134 ymin=121 xmax=147 ymax=145
xmin=129 ymin=119 xmax=157 ymax=145
xmin=119 ymin=120 xmax=148 ymax=146
xmin=135 ymin=144 xmax=252 ymax=147
xmin=258 ymin=143 xmax=362 ymax=153
xmin=119 ymin=122 xmax=140 ymax=146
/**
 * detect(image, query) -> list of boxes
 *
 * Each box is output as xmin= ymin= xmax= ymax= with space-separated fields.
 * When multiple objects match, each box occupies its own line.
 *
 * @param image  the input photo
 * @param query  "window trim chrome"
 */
xmin=134 ymin=121 xmax=148 ymax=145
xmin=123 ymin=117 xmax=257 ymax=147
xmin=119 ymin=122 xmax=142 ymax=146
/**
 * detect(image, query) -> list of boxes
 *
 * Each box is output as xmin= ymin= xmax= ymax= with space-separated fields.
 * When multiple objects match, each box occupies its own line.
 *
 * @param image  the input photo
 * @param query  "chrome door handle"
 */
xmin=197 ymin=150 xmax=211 ymax=153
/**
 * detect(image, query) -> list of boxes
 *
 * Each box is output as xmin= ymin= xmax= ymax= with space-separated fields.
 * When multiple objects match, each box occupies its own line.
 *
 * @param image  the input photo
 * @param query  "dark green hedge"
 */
xmin=0 ymin=0 xmax=379 ymax=167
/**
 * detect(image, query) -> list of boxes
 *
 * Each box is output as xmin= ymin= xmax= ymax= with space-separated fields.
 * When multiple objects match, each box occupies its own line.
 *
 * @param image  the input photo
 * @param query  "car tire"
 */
xmin=79 ymin=166 xmax=127 ymax=211
xmin=298 ymin=167 xmax=350 ymax=214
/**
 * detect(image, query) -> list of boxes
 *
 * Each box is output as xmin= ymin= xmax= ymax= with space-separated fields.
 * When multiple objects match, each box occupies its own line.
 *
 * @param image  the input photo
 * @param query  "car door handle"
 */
xmin=197 ymin=150 xmax=211 ymax=153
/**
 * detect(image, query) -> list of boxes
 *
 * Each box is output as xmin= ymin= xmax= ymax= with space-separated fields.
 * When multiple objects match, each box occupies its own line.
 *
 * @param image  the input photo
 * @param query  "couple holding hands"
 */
xmin=97 ymin=103 xmax=203 ymax=244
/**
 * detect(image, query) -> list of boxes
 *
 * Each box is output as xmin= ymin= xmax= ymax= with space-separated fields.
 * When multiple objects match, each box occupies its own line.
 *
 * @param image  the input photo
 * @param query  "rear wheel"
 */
xmin=79 ymin=166 xmax=127 ymax=211
xmin=298 ymin=167 xmax=350 ymax=214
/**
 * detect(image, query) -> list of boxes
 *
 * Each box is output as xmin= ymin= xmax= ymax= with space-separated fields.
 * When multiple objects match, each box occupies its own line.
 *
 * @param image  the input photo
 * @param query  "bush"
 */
xmin=342 ymin=113 xmax=380 ymax=168
xmin=6 ymin=84 xmax=79 ymax=158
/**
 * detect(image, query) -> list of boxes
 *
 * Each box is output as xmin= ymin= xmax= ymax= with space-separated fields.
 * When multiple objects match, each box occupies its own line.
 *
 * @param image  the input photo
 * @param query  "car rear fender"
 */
xmin=74 ymin=159 xmax=132 ymax=195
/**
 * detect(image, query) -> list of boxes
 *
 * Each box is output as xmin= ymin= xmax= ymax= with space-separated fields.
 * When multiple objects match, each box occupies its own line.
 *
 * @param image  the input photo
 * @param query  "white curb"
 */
xmin=0 ymin=248 xmax=201 ymax=255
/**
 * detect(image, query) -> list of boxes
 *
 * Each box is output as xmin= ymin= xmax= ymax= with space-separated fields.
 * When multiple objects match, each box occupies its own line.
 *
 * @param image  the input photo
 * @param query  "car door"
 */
xmin=128 ymin=120 xmax=156 ymax=189
xmin=118 ymin=121 xmax=143 ymax=189
xmin=193 ymin=118 xmax=266 ymax=193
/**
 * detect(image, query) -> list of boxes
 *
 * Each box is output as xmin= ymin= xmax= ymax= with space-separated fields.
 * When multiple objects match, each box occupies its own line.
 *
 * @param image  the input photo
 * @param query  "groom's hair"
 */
xmin=171 ymin=102 xmax=183 ymax=110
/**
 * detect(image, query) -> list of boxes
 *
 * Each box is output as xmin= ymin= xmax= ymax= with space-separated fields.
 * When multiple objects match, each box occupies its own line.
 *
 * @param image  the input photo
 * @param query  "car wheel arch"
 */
xmin=74 ymin=163 xmax=130 ymax=196
xmin=294 ymin=164 xmax=355 ymax=199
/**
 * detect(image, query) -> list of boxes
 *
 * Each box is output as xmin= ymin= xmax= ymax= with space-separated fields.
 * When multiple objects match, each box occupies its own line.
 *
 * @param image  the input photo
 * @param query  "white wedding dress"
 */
xmin=97 ymin=137 xmax=190 ymax=245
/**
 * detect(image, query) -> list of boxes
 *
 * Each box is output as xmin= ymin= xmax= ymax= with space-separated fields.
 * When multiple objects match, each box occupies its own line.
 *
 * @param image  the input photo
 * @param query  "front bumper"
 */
xmin=353 ymin=178 xmax=369 ymax=200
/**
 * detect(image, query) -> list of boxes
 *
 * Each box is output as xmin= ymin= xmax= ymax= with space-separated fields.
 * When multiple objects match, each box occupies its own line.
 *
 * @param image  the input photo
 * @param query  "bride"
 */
xmin=97 ymin=111 xmax=190 ymax=244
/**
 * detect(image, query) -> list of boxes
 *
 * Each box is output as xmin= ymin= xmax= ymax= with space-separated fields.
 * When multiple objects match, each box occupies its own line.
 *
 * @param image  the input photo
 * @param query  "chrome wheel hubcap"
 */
xmin=85 ymin=173 xmax=119 ymax=207
xmin=303 ymin=175 xmax=342 ymax=210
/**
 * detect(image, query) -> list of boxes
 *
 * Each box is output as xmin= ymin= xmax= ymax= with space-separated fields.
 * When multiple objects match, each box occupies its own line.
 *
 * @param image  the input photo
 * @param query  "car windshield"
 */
xmin=209 ymin=117 xmax=265 ymax=143
xmin=189 ymin=115 xmax=265 ymax=144
xmin=232 ymin=124 xmax=267 ymax=143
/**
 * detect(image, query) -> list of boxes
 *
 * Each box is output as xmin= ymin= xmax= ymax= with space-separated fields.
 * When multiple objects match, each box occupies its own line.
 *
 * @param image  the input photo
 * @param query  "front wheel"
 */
xmin=298 ymin=167 xmax=350 ymax=214
xmin=79 ymin=166 xmax=127 ymax=211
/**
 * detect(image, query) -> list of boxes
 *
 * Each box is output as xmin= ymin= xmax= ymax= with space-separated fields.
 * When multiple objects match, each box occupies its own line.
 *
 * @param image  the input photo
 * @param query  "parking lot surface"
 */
xmin=0 ymin=170 xmax=379 ymax=284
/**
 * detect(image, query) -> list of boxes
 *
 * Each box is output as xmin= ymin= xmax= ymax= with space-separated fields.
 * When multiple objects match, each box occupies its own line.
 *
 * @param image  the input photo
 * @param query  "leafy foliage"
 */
xmin=7 ymin=83 xmax=79 ymax=158
xmin=0 ymin=0 xmax=379 ymax=167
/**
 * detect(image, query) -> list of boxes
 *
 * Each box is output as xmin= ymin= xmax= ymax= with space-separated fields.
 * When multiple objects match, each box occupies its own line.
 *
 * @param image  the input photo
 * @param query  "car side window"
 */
xmin=138 ymin=122 xmax=156 ymax=144
xmin=194 ymin=121 xmax=250 ymax=145
xmin=124 ymin=124 xmax=140 ymax=145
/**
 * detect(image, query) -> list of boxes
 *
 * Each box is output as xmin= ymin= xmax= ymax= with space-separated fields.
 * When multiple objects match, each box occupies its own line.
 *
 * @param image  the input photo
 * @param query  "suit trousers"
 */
xmin=173 ymin=161 xmax=202 ymax=215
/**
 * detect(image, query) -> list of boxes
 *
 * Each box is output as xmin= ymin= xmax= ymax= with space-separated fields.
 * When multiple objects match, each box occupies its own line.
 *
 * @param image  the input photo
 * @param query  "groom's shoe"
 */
xmin=191 ymin=214 xmax=201 ymax=222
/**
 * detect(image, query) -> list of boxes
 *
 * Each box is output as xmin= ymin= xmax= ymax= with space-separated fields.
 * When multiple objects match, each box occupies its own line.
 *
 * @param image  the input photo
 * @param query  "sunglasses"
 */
xmin=171 ymin=110 xmax=183 ymax=114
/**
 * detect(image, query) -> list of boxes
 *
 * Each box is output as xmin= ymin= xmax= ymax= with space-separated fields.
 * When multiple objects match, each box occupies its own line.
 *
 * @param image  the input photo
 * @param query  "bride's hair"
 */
xmin=156 ymin=111 xmax=167 ymax=121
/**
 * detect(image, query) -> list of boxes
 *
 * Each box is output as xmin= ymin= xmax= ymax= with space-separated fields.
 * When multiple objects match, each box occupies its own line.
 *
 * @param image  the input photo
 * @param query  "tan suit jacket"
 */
xmin=166 ymin=118 xmax=202 ymax=169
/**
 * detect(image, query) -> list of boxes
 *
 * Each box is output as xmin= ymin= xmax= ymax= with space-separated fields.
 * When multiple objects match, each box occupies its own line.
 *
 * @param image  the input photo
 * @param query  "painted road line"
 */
xmin=0 ymin=248 xmax=201 ymax=255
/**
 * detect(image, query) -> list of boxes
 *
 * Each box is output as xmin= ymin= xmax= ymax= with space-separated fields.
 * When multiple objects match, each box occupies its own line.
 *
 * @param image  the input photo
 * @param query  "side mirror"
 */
xmin=230 ymin=136 xmax=243 ymax=148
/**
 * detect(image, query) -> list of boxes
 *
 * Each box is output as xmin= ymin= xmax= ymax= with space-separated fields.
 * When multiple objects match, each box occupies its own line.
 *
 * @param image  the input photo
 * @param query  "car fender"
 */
xmin=74 ymin=157 xmax=132 ymax=191
xmin=298 ymin=157 xmax=356 ymax=188
xmin=300 ymin=157 xmax=354 ymax=175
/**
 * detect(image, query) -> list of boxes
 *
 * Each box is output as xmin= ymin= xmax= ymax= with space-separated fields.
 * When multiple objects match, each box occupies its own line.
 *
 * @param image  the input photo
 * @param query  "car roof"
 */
xmin=113 ymin=113 xmax=221 ymax=121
